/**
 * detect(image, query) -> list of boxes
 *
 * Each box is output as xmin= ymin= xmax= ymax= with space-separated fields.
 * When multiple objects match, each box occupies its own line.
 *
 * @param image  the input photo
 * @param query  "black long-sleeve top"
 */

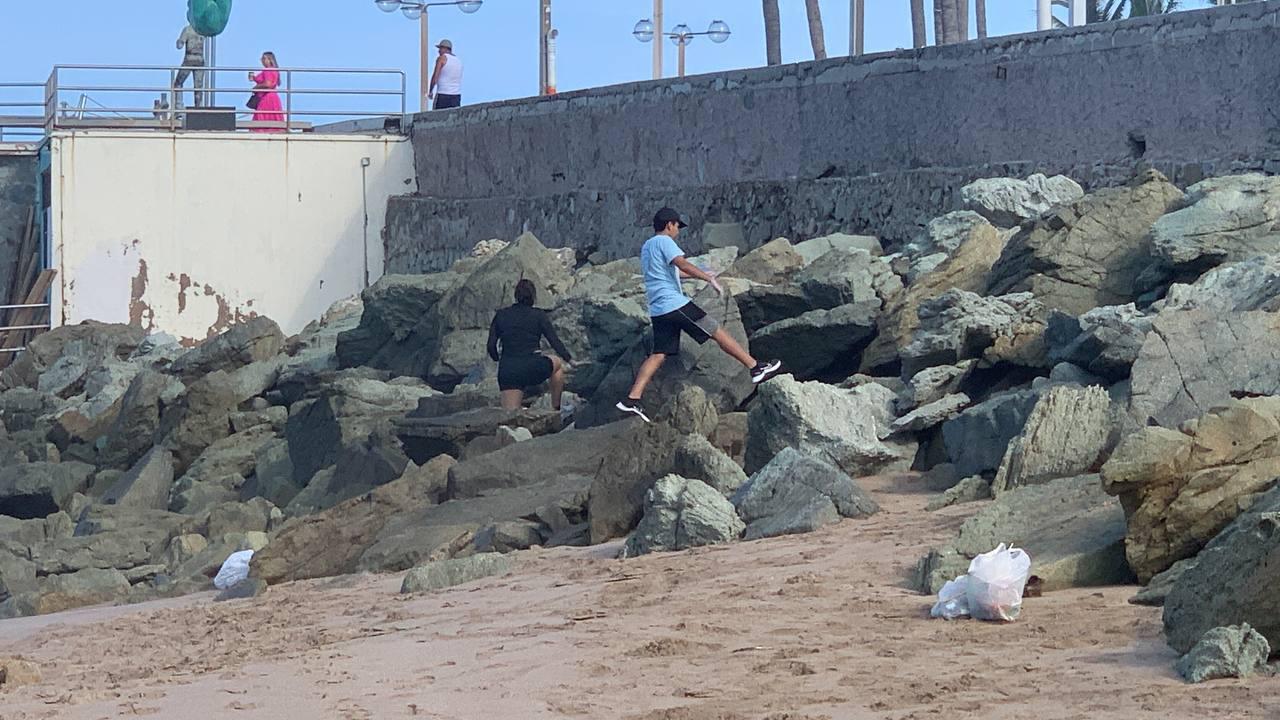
xmin=487 ymin=304 xmax=573 ymax=363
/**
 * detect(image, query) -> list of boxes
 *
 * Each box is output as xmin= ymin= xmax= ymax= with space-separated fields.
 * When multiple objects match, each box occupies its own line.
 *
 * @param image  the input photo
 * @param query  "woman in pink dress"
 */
xmin=248 ymin=52 xmax=285 ymax=132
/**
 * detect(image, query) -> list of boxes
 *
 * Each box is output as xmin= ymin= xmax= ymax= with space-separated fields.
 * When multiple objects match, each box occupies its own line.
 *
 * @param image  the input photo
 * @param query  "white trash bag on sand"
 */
xmin=930 ymin=544 xmax=1032 ymax=622
xmin=213 ymin=550 xmax=255 ymax=590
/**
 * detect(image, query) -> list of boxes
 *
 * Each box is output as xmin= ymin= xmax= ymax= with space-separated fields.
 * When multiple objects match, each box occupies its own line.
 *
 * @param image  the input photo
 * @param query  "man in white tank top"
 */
xmin=430 ymin=39 xmax=464 ymax=110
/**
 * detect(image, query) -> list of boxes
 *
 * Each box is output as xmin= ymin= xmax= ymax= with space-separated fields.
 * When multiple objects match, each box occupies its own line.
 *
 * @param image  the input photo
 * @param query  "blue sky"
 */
xmin=2 ymin=0 xmax=1221 ymax=111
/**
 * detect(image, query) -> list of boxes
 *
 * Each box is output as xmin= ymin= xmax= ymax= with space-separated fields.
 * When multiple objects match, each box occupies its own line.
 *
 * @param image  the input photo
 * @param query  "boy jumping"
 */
xmin=615 ymin=207 xmax=783 ymax=422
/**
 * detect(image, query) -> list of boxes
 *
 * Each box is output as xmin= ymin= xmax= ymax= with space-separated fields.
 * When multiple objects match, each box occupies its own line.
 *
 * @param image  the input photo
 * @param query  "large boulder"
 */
xmin=0 ymin=388 xmax=60 ymax=433
xmin=727 ymin=238 xmax=804 ymax=285
xmin=0 ymin=462 xmax=94 ymax=519
xmin=1163 ymin=484 xmax=1280 ymax=654
xmin=623 ymin=475 xmax=744 ymax=556
xmin=736 ymin=284 xmax=810 ymax=336
xmin=992 ymin=385 xmax=1111 ymax=495
xmin=986 ymin=170 xmax=1183 ymax=315
xmin=1128 ymin=310 xmax=1280 ymax=430
xmin=901 ymin=290 xmax=1045 ymax=377
xmin=251 ymin=455 xmax=454 ymax=584
xmin=733 ymin=448 xmax=879 ymax=540
xmin=918 ymin=474 xmax=1131 ymax=593
xmin=941 ymin=385 xmax=1043 ymax=478
xmin=0 ymin=322 xmax=144 ymax=393
xmin=1175 ymin=624 xmax=1271 ymax=684
xmin=395 ymin=407 xmax=561 ymax=465
xmin=1046 ymin=304 xmax=1153 ymax=382
xmin=1150 ymin=174 xmax=1280 ymax=274
xmin=586 ymin=421 xmax=689 ymax=543
xmin=100 ymin=447 xmax=175 ymax=510
xmin=960 ymin=173 xmax=1085 ymax=227
xmin=335 ymin=272 xmax=458 ymax=374
xmin=4 ymin=567 xmax=130 ymax=617
xmin=897 ymin=212 xmax=997 ymax=283
xmin=575 ymin=284 xmax=752 ymax=429
xmin=1160 ymin=254 xmax=1280 ymax=314
xmin=155 ymin=370 xmax=244 ymax=474
xmin=97 ymin=370 xmax=186 ymax=471
xmin=550 ymin=295 xmax=650 ymax=397
xmin=792 ymin=233 xmax=882 ymax=265
xmin=401 ymin=553 xmax=514 ymax=594
xmin=284 ymin=429 xmax=411 ymax=516
xmin=861 ymin=215 xmax=1005 ymax=373
xmin=170 ymin=317 xmax=285 ymax=380
xmin=1102 ymin=398 xmax=1280 ymax=582
xmin=748 ymin=303 xmax=878 ymax=380
xmin=745 ymin=375 xmax=902 ymax=476
xmin=795 ymin=248 xmax=901 ymax=311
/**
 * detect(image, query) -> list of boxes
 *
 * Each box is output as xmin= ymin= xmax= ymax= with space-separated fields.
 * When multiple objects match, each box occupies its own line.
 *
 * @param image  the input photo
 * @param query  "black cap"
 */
xmin=653 ymin=207 xmax=689 ymax=232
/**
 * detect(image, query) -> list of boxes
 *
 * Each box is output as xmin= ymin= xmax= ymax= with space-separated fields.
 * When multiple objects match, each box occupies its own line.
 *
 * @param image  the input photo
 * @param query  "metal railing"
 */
xmin=4 ymin=65 xmax=406 ymax=136
xmin=0 ymin=303 xmax=52 ymax=355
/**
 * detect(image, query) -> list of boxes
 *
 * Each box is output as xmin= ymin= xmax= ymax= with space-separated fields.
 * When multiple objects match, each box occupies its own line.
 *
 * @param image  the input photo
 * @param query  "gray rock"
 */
xmin=32 ymin=567 xmax=130 ymax=615
xmin=901 ymin=289 xmax=1044 ymax=376
xmin=586 ymin=421 xmax=690 ymax=543
xmin=401 ymin=553 xmax=514 ymax=594
xmin=1046 ymin=304 xmax=1153 ymax=382
xmin=550 ymin=295 xmax=650 ymax=398
xmin=285 ymin=429 xmax=410 ymax=516
xmin=926 ymin=475 xmax=992 ymax=511
xmin=624 ymin=475 xmax=744 ymax=556
xmin=1128 ymin=310 xmax=1280 ymax=429
xmin=1129 ymin=557 xmax=1197 ymax=607
xmin=728 ymin=238 xmax=805 ymax=285
xmin=98 ymin=370 xmax=186 ymax=470
xmin=795 ymin=248 xmax=901 ymax=311
xmin=1176 ymin=624 xmax=1271 ymax=684
xmin=336 ymin=272 xmax=458 ymax=374
xmin=205 ymin=498 xmax=278 ymax=537
xmin=0 ymin=388 xmax=60 ymax=433
xmin=241 ymin=438 xmax=299 ymax=508
xmin=228 ymin=406 xmax=288 ymax=434
xmin=793 ymin=233 xmax=882 ymax=265
xmin=1151 ymin=174 xmax=1280 ymax=271
xmin=987 ymin=170 xmax=1184 ymax=315
xmin=891 ymin=393 xmax=971 ymax=435
xmin=899 ymin=211 xmax=998 ymax=282
xmin=0 ymin=551 xmax=37 ymax=602
xmin=673 ymin=435 xmax=749 ymax=496
xmin=749 ymin=302 xmax=878 ymax=380
xmin=960 ymin=173 xmax=1085 ymax=227
xmin=29 ymin=534 xmax=151 ymax=576
xmin=1048 ymin=362 xmax=1105 ymax=387
xmin=992 ymin=385 xmax=1111 ymax=495
xmin=100 ymin=447 xmax=175 ymax=510
xmin=737 ymin=283 xmax=810 ymax=335
xmin=1161 ymin=254 xmax=1280 ymax=314
xmin=0 ymin=322 xmax=144 ymax=394
xmin=171 ymin=317 xmax=285 ymax=380
xmin=900 ymin=361 xmax=975 ymax=412
xmin=214 ymin=577 xmax=268 ymax=602
xmin=0 ymin=462 xmax=94 ymax=519
xmin=919 ymin=474 xmax=1131 ymax=593
xmin=1163 ymin=484 xmax=1280 ymax=653
xmin=745 ymin=375 xmax=902 ymax=477
xmin=941 ymin=386 xmax=1042 ymax=478
xmin=395 ymin=407 xmax=561 ymax=465
xmin=733 ymin=448 xmax=879 ymax=541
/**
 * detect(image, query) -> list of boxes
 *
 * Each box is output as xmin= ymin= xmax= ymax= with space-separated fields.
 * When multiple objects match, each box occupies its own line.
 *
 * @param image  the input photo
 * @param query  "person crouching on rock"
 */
xmin=487 ymin=279 xmax=571 ymax=411
xmin=614 ymin=207 xmax=783 ymax=423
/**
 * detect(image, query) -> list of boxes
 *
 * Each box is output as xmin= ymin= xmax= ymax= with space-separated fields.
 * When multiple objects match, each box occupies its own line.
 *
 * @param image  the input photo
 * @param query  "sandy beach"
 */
xmin=1 ymin=473 xmax=1276 ymax=720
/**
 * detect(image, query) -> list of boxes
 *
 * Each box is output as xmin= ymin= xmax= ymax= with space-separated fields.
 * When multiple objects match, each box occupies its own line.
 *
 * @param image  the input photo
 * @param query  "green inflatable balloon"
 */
xmin=187 ymin=0 xmax=233 ymax=37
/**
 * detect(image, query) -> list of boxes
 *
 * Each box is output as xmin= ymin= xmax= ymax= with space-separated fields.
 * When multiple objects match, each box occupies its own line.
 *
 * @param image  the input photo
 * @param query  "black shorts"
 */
xmin=651 ymin=301 xmax=720 ymax=356
xmin=434 ymin=93 xmax=461 ymax=110
xmin=497 ymin=354 xmax=553 ymax=391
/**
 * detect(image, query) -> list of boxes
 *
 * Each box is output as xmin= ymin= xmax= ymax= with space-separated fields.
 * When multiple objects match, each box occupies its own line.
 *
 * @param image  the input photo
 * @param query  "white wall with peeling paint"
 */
xmin=49 ymin=130 xmax=416 ymax=342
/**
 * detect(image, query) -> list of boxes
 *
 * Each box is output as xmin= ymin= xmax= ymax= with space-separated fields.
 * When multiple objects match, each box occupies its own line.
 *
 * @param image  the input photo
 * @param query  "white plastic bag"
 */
xmin=929 ymin=575 xmax=971 ymax=620
xmin=213 ymin=549 xmax=255 ymax=590
xmin=966 ymin=543 xmax=1031 ymax=622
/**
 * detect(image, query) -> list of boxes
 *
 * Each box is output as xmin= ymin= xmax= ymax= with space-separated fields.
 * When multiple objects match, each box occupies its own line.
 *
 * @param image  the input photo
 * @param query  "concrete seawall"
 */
xmin=388 ymin=2 xmax=1280 ymax=272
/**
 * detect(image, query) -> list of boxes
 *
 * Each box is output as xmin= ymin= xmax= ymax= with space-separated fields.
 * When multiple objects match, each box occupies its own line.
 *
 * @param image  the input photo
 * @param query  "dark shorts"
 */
xmin=497 ymin=354 xmax=553 ymax=391
xmin=434 ymin=93 xmax=461 ymax=110
xmin=651 ymin=301 xmax=720 ymax=356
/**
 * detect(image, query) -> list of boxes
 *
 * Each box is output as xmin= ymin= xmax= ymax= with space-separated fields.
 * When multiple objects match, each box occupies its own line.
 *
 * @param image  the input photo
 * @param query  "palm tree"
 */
xmin=1129 ymin=0 xmax=1180 ymax=15
xmin=975 ymin=0 xmax=987 ymax=38
xmin=763 ymin=0 xmax=782 ymax=65
xmin=956 ymin=0 xmax=969 ymax=41
xmin=911 ymin=0 xmax=927 ymax=48
xmin=804 ymin=0 xmax=827 ymax=60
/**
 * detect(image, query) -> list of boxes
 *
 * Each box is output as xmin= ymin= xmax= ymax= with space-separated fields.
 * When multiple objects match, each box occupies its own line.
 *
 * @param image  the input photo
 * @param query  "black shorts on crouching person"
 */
xmin=497 ymin=354 xmax=553 ymax=391
xmin=651 ymin=301 xmax=720 ymax=356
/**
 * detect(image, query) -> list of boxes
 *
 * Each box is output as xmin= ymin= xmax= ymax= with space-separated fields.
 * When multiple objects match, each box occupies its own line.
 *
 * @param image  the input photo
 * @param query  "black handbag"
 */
xmin=246 ymin=91 xmax=261 ymax=110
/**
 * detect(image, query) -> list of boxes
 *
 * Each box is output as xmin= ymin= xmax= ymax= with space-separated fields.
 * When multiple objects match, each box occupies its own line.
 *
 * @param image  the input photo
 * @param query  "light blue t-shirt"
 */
xmin=640 ymin=233 xmax=690 ymax=317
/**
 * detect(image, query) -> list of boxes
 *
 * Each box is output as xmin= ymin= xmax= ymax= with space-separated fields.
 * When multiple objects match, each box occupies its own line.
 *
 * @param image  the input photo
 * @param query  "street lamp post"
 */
xmin=633 ymin=19 xmax=730 ymax=79
xmin=375 ymin=0 xmax=482 ymax=112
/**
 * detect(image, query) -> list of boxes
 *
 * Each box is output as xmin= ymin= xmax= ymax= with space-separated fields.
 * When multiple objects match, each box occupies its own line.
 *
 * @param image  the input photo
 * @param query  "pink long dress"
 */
xmin=251 ymin=69 xmax=285 ymax=133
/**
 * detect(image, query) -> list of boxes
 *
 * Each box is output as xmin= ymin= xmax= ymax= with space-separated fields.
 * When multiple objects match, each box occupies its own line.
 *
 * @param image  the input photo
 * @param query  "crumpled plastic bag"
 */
xmin=929 ymin=575 xmax=971 ymax=620
xmin=930 ymin=544 xmax=1032 ymax=622
xmin=213 ymin=549 xmax=254 ymax=590
xmin=967 ymin=543 xmax=1032 ymax=621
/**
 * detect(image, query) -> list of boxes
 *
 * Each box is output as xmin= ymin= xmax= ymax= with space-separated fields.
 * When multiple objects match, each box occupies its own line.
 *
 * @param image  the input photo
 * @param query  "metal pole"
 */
xmin=677 ymin=39 xmax=686 ymax=78
xmin=855 ymin=0 xmax=864 ymax=55
xmin=547 ymin=29 xmax=559 ymax=95
xmin=420 ymin=7 xmax=430 ymax=111
xmin=1037 ymin=0 xmax=1052 ymax=30
xmin=285 ymin=69 xmax=292 ymax=132
xmin=539 ymin=0 xmax=551 ymax=95
xmin=1069 ymin=0 xmax=1086 ymax=26
xmin=653 ymin=0 xmax=663 ymax=79
xmin=208 ymin=35 xmax=217 ymax=107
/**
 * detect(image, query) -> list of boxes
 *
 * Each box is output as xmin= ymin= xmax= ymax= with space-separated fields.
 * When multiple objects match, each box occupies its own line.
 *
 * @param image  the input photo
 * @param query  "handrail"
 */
xmin=3 ymin=65 xmax=407 ymax=136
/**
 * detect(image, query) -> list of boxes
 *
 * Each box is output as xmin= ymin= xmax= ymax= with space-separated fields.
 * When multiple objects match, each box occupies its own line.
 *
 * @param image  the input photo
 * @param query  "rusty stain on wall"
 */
xmin=128 ymin=258 xmax=154 ymax=331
